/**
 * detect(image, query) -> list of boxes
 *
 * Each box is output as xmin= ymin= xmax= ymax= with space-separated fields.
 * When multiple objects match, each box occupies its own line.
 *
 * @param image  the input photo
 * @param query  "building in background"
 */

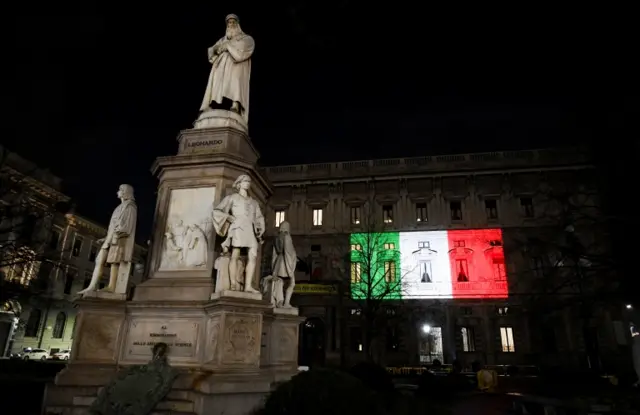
xmin=262 ymin=147 xmax=627 ymax=372
xmin=0 ymin=146 xmax=146 ymax=356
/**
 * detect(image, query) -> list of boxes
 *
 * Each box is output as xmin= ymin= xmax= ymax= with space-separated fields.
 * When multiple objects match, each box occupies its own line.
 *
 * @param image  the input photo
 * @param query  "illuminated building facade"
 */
xmin=0 ymin=147 xmax=146 ymax=356
xmin=262 ymin=147 xmax=628 ymax=371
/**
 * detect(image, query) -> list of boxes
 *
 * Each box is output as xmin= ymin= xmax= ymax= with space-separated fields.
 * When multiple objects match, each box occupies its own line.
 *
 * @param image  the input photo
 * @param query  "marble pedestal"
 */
xmin=44 ymin=294 xmax=302 ymax=415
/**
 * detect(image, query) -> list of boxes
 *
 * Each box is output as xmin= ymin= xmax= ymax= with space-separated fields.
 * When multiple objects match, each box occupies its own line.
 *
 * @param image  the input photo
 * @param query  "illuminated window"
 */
xmin=461 ymin=327 xmax=476 ymax=352
xmin=520 ymin=197 xmax=534 ymax=218
xmin=500 ymin=327 xmax=515 ymax=352
xmin=350 ymin=207 xmax=361 ymax=225
xmin=489 ymin=240 xmax=502 ymax=247
xmin=7 ymin=248 xmax=38 ymax=286
xmin=350 ymin=262 xmax=361 ymax=283
xmin=382 ymin=205 xmax=393 ymax=223
xmin=455 ymin=259 xmax=469 ymax=282
xmin=350 ymin=308 xmax=362 ymax=315
xmin=416 ymin=203 xmax=428 ymax=222
xmin=71 ymin=236 xmax=83 ymax=257
xmin=453 ymin=240 xmax=465 ymax=248
xmin=351 ymin=244 xmax=362 ymax=251
xmin=64 ymin=268 xmax=76 ymax=295
xmin=485 ymin=199 xmax=498 ymax=220
xmin=275 ymin=210 xmax=286 ymax=227
xmin=497 ymin=306 xmax=509 ymax=316
xmin=493 ymin=260 xmax=506 ymax=281
xmin=384 ymin=242 xmax=395 ymax=250
xmin=450 ymin=201 xmax=462 ymax=221
xmin=384 ymin=261 xmax=396 ymax=282
xmin=89 ymin=244 xmax=98 ymax=262
xmin=420 ymin=261 xmax=432 ymax=283
xmin=418 ymin=241 xmax=430 ymax=249
xmin=312 ymin=209 xmax=323 ymax=226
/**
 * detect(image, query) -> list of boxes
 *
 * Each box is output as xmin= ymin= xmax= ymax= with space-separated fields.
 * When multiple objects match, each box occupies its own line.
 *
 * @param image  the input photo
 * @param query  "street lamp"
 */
xmin=626 ymin=304 xmax=633 ymax=310
xmin=421 ymin=324 xmax=431 ymax=334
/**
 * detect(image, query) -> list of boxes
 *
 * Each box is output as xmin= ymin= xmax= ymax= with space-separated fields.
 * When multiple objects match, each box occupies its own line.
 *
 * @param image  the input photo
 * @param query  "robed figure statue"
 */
xmin=78 ymin=184 xmax=137 ymax=296
xmin=262 ymin=221 xmax=297 ymax=308
xmin=199 ymin=14 xmax=254 ymax=122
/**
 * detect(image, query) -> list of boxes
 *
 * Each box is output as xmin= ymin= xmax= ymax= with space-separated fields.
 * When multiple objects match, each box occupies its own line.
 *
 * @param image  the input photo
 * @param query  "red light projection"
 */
xmin=447 ymin=228 xmax=508 ymax=299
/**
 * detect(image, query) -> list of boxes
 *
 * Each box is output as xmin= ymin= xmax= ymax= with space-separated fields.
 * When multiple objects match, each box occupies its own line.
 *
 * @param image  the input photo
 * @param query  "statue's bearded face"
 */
xmin=226 ymin=19 xmax=240 ymax=39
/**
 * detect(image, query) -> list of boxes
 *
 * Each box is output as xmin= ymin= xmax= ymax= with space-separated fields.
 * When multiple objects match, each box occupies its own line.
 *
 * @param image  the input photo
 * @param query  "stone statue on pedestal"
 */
xmin=261 ymin=221 xmax=297 ymax=308
xmin=78 ymin=184 xmax=137 ymax=297
xmin=212 ymin=175 xmax=264 ymax=293
xmin=199 ymin=14 xmax=254 ymax=122
xmin=631 ymin=321 xmax=640 ymax=387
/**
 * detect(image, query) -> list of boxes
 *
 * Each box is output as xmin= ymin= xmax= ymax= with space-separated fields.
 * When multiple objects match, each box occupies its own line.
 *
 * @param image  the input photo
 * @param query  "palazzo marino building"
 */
xmin=261 ymin=147 xmax=629 ymax=372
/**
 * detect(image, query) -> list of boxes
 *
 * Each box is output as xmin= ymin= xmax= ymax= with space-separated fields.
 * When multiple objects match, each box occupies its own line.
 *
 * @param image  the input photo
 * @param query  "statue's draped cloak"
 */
xmin=199 ymin=33 xmax=255 ymax=121
xmin=105 ymin=199 xmax=137 ymax=263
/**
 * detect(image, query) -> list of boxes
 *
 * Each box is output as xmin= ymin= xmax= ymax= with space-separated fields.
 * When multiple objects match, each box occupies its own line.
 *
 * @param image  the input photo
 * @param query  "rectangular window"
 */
xmin=384 ymin=242 xmax=395 ymax=250
xmin=493 ymin=260 xmax=506 ymax=281
xmin=450 ymin=201 xmax=462 ymax=221
xmin=418 ymin=241 xmax=430 ymax=249
xmin=351 ymin=244 xmax=362 ymax=251
xmin=461 ymin=327 xmax=476 ymax=352
xmin=416 ymin=203 xmax=428 ymax=222
xmin=520 ymin=197 xmax=534 ymax=218
xmin=420 ymin=261 xmax=432 ymax=283
xmin=500 ymin=327 xmax=515 ymax=352
xmin=350 ymin=207 xmax=361 ymax=225
xmin=455 ymin=259 xmax=469 ymax=282
xmin=384 ymin=261 xmax=396 ymax=282
xmin=531 ymin=256 xmax=544 ymax=278
xmin=485 ymin=199 xmax=498 ymax=220
xmin=453 ymin=240 xmax=465 ymax=248
xmin=64 ymin=269 xmax=76 ymax=295
xmin=275 ymin=210 xmax=286 ymax=227
xmin=89 ymin=245 xmax=98 ymax=262
xmin=83 ymin=272 xmax=92 ymax=288
xmin=49 ymin=230 xmax=61 ymax=250
xmin=350 ymin=262 xmax=361 ymax=283
xmin=313 ymin=209 xmax=323 ymax=226
xmin=71 ymin=237 xmax=83 ymax=257
xmin=382 ymin=205 xmax=393 ymax=224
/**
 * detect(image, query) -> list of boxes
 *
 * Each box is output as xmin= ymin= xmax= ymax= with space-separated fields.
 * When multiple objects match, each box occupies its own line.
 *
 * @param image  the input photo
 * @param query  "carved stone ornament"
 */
xmin=89 ymin=343 xmax=178 ymax=415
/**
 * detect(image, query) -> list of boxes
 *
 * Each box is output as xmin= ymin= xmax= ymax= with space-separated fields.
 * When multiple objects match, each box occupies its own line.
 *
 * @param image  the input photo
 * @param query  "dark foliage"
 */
xmin=256 ymin=369 xmax=382 ymax=415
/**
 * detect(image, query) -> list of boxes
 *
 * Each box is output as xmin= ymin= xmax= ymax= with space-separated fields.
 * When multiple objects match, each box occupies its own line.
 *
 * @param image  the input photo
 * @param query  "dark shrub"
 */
xmin=257 ymin=368 xmax=382 ymax=415
xmin=349 ymin=362 xmax=394 ymax=394
xmin=506 ymin=365 xmax=519 ymax=377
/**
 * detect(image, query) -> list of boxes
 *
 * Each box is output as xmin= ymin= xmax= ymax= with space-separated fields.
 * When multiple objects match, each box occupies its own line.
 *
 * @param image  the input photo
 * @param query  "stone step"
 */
xmin=96 ymin=386 xmax=191 ymax=401
xmin=73 ymin=396 xmax=194 ymax=412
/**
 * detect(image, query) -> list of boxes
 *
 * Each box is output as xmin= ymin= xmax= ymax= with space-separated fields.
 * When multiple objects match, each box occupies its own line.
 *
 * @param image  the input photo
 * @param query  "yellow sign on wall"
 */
xmin=294 ymin=284 xmax=337 ymax=295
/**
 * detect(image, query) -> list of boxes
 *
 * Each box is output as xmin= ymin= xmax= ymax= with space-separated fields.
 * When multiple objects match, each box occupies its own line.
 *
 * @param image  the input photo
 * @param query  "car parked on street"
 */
xmin=22 ymin=348 xmax=49 ymax=360
xmin=51 ymin=349 xmax=70 ymax=360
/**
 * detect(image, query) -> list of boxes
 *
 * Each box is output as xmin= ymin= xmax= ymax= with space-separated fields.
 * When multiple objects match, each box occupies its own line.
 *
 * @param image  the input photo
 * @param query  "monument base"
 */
xmin=44 ymin=293 xmax=302 ymax=415
xmin=80 ymin=290 xmax=127 ymax=301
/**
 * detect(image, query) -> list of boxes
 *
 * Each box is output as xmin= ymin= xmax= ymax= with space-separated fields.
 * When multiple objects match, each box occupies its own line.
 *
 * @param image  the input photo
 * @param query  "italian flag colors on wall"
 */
xmin=349 ymin=229 xmax=507 ymax=300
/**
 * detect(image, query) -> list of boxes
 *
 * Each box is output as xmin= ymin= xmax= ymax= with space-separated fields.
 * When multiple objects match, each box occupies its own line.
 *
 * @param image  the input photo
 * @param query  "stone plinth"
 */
xmin=81 ymin=290 xmax=127 ymax=301
xmin=193 ymin=109 xmax=248 ymax=134
xmin=44 ymin=294 xmax=295 ymax=415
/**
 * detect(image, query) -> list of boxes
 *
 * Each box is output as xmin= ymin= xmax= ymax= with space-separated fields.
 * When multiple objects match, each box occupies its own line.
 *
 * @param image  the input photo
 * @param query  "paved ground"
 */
xmin=450 ymin=394 xmax=513 ymax=414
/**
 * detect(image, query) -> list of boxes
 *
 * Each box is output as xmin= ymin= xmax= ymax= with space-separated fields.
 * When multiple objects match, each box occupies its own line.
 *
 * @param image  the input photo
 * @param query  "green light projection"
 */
xmin=349 ymin=232 xmax=402 ymax=300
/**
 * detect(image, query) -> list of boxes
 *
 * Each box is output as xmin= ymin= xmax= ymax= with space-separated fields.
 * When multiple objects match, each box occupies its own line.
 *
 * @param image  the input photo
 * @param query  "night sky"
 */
xmin=8 ymin=5 xmax=637 ymax=236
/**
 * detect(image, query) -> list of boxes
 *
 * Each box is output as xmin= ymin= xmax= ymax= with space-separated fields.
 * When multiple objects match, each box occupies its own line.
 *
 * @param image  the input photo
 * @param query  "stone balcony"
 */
xmin=261 ymin=147 xmax=591 ymax=183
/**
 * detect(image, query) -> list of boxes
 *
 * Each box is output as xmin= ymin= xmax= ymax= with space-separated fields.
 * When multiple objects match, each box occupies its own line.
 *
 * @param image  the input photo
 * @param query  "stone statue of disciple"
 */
xmin=262 ymin=221 xmax=296 ymax=307
xmin=199 ymin=14 xmax=254 ymax=122
xmin=78 ymin=184 xmax=137 ymax=296
xmin=212 ymin=174 xmax=264 ymax=293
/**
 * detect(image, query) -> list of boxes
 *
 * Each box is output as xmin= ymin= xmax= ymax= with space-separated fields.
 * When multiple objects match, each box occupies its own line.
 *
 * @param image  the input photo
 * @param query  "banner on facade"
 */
xmin=294 ymin=284 xmax=337 ymax=295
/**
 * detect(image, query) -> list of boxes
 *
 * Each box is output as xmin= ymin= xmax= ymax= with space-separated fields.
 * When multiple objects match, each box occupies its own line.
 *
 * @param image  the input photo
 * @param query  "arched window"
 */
xmin=52 ymin=312 xmax=66 ymax=339
xmin=71 ymin=316 xmax=78 ymax=339
xmin=24 ymin=309 xmax=42 ymax=337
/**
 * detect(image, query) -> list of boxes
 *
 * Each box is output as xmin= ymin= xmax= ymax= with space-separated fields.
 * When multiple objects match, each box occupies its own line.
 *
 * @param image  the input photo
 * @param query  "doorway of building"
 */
xmin=419 ymin=326 xmax=444 ymax=364
xmin=299 ymin=317 xmax=326 ymax=368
